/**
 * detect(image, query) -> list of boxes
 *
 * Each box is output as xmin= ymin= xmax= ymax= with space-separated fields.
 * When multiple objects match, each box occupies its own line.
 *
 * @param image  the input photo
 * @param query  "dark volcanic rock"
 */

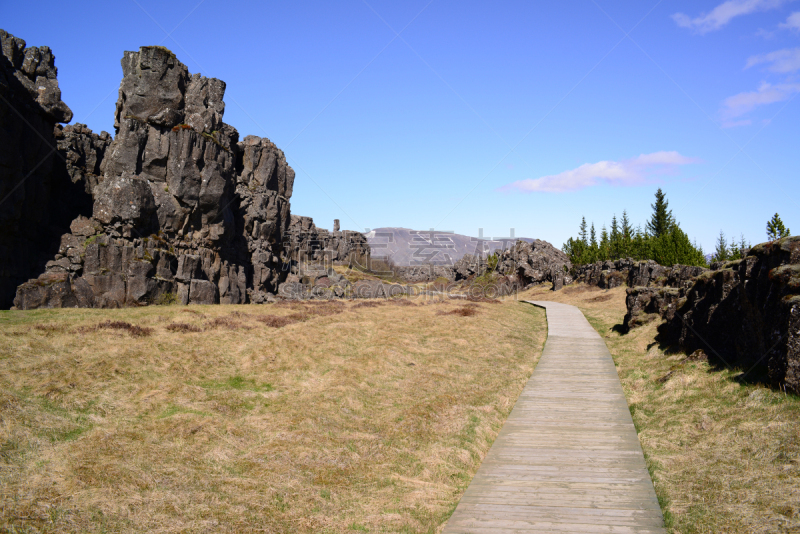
xmin=453 ymin=254 xmax=486 ymax=281
xmin=0 ymin=30 xmax=81 ymax=308
xmin=13 ymin=44 xmax=297 ymax=309
xmin=574 ymin=258 xmax=707 ymax=291
xmin=625 ymin=237 xmax=800 ymax=393
xmin=285 ymin=215 xmax=369 ymax=270
xmin=496 ymin=240 xmax=572 ymax=291
xmin=623 ymin=286 xmax=683 ymax=330
xmin=394 ymin=265 xmax=456 ymax=283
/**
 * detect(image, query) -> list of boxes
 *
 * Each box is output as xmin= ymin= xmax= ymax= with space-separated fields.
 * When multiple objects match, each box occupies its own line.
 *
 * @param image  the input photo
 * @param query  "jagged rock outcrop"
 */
xmin=574 ymin=258 xmax=707 ymax=290
xmin=574 ymin=259 xmax=634 ymax=288
xmin=285 ymin=215 xmax=369 ymax=268
xmin=394 ymin=265 xmax=456 ymax=283
xmin=13 ymin=44 xmax=297 ymax=308
xmin=624 ymin=237 xmax=800 ymax=393
xmin=495 ymin=240 xmax=572 ymax=291
xmin=623 ymin=286 xmax=684 ymax=329
xmin=0 ymin=30 xmax=84 ymax=308
xmin=452 ymin=253 xmax=487 ymax=281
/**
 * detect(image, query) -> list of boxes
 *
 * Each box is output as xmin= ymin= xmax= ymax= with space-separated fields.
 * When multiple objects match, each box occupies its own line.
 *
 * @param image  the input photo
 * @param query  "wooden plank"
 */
xmin=441 ymin=301 xmax=666 ymax=533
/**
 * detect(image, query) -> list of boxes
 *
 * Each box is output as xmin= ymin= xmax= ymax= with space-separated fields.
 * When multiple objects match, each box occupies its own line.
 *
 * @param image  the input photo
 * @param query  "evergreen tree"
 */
xmin=589 ymin=223 xmax=598 ymax=263
xmin=646 ymin=188 xmax=674 ymax=238
xmin=729 ymin=236 xmax=740 ymax=260
xmin=600 ymin=225 xmax=610 ymax=261
xmin=632 ymin=225 xmax=650 ymax=261
xmin=579 ymin=217 xmax=588 ymax=245
xmin=739 ymin=234 xmax=750 ymax=257
xmin=620 ymin=210 xmax=633 ymax=258
xmin=713 ymin=230 xmax=728 ymax=262
xmin=610 ymin=215 xmax=620 ymax=259
xmin=651 ymin=224 xmax=707 ymax=267
xmin=766 ymin=213 xmax=791 ymax=240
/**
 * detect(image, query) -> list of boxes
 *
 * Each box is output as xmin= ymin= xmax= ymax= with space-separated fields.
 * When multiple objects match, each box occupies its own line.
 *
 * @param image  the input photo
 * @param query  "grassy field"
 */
xmin=0 ymin=297 xmax=546 ymax=533
xmin=519 ymin=283 xmax=800 ymax=534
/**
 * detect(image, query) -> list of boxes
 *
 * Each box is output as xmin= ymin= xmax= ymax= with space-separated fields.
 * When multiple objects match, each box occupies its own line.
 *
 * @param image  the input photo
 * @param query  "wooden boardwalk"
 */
xmin=442 ymin=301 xmax=666 ymax=533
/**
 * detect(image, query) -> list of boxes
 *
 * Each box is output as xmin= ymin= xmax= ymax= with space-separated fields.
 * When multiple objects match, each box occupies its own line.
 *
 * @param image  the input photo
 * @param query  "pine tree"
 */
xmin=579 ymin=217 xmax=588 ymax=245
xmin=646 ymin=188 xmax=674 ymax=238
xmin=651 ymin=224 xmax=707 ymax=267
xmin=589 ymin=223 xmax=598 ymax=263
xmin=713 ymin=230 xmax=728 ymax=262
xmin=610 ymin=215 xmax=620 ymax=259
xmin=620 ymin=210 xmax=633 ymax=258
xmin=600 ymin=225 xmax=610 ymax=261
xmin=729 ymin=235 xmax=740 ymax=260
xmin=766 ymin=213 xmax=791 ymax=240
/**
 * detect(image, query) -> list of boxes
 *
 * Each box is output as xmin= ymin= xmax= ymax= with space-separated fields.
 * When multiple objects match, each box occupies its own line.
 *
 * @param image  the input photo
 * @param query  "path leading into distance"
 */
xmin=442 ymin=301 xmax=666 ymax=533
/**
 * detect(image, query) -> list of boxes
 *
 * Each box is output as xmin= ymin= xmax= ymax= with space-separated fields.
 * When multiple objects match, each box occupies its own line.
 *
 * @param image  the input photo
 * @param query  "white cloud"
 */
xmin=780 ymin=10 xmax=800 ymax=29
xmin=745 ymin=47 xmax=800 ymax=72
xmin=721 ymin=81 xmax=800 ymax=119
xmin=672 ymin=0 xmax=789 ymax=34
xmin=498 ymin=152 xmax=700 ymax=194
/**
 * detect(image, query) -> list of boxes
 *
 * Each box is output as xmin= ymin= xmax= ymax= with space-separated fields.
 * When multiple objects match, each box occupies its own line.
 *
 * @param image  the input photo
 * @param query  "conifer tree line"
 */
xmin=562 ymin=190 xmax=792 ymax=267
xmin=562 ymin=188 xmax=708 ymax=267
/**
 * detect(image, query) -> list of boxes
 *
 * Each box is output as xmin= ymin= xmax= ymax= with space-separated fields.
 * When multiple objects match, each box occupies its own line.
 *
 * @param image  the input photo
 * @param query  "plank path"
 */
xmin=442 ymin=301 xmax=666 ymax=533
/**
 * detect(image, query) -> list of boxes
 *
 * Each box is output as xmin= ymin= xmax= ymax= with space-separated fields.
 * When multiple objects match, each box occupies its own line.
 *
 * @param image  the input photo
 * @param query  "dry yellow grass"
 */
xmin=0 ymin=297 xmax=546 ymax=533
xmin=518 ymin=283 xmax=800 ymax=533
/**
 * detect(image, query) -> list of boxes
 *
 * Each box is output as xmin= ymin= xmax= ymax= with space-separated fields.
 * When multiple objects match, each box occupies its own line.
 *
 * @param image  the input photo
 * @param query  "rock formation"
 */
xmin=495 ymin=240 xmax=572 ymax=290
xmin=574 ymin=258 xmax=707 ymax=291
xmin=625 ymin=237 xmax=800 ymax=393
xmin=0 ymin=30 xmax=83 ymax=308
xmin=286 ymin=215 xmax=369 ymax=268
xmin=13 ymin=43 xmax=302 ymax=308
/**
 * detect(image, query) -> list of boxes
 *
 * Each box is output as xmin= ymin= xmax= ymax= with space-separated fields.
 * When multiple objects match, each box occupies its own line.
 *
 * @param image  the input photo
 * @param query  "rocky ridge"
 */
xmin=623 ymin=237 xmax=800 ymax=393
xmin=0 ymin=30 xmax=84 ymax=308
xmin=8 ymin=38 xmax=360 ymax=309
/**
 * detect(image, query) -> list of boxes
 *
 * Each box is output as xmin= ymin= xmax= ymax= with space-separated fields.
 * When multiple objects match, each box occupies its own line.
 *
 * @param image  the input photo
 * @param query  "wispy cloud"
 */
xmin=672 ymin=0 xmax=789 ymax=34
xmin=721 ymin=81 xmax=800 ymax=122
xmin=498 ymin=152 xmax=700 ymax=194
xmin=746 ymin=47 xmax=800 ymax=71
xmin=779 ymin=10 xmax=800 ymax=29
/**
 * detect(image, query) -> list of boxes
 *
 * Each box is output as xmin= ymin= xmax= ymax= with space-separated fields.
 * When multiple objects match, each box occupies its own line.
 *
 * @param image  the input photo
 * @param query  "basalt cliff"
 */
xmin=2 ymin=31 xmax=364 ymax=309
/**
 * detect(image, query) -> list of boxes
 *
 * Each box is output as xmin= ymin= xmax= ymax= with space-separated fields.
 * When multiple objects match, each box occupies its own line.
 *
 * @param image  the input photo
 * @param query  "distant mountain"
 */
xmin=365 ymin=227 xmax=536 ymax=266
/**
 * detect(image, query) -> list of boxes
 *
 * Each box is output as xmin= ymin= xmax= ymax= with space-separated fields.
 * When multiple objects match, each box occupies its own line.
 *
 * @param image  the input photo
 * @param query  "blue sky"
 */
xmin=4 ymin=0 xmax=798 ymax=250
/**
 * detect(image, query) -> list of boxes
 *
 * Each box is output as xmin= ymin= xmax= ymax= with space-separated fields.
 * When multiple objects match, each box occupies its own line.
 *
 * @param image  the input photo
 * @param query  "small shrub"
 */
xmin=205 ymin=316 xmax=251 ymax=330
xmin=353 ymin=301 xmax=383 ymax=309
xmin=81 ymin=320 xmax=154 ymax=337
xmin=166 ymin=322 xmax=203 ymax=333
xmin=257 ymin=315 xmax=298 ymax=328
xmin=438 ymin=306 xmax=478 ymax=317
xmin=153 ymin=292 xmax=177 ymax=306
xmin=33 ymin=324 xmax=66 ymax=334
xmin=388 ymin=299 xmax=416 ymax=306
xmin=306 ymin=302 xmax=345 ymax=316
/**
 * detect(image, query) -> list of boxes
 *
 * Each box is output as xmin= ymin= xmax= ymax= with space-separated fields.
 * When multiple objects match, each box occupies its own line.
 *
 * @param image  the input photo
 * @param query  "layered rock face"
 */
xmin=14 ymin=45 xmax=297 ymax=308
xmin=625 ymin=237 xmax=800 ymax=392
xmin=0 ymin=30 xmax=82 ymax=308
